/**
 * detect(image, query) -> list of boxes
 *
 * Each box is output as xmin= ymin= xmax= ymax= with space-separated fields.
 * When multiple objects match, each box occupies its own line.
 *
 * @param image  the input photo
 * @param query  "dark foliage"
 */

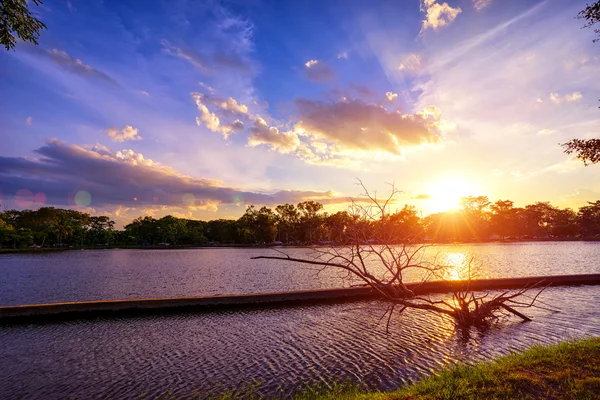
xmin=0 ymin=0 xmax=47 ymax=50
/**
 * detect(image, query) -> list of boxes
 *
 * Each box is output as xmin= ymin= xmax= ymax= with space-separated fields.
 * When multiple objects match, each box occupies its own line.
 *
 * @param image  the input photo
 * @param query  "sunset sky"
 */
xmin=1 ymin=0 xmax=599 ymax=226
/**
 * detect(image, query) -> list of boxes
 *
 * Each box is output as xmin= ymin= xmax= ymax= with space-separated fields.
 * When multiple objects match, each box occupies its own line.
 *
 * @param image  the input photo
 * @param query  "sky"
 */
xmin=1 ymin=0 xmax=599 ymax=227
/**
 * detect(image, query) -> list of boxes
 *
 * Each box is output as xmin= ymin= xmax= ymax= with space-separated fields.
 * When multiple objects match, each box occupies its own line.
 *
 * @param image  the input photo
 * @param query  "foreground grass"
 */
xmin=159 ymin=337 xmax=599 ymax=399
xmin=289 ymin=337 xmax=600 ymax=400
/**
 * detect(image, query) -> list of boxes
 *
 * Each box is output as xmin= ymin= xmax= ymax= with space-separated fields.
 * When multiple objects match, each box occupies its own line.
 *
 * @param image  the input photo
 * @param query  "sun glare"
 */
xmin=427 ymin=178 xmax=478 ymax=213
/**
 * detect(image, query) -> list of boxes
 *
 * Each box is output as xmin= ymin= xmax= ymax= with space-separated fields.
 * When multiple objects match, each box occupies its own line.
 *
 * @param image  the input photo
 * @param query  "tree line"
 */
xmin=1 ymin=197 xmax=600 ymax=248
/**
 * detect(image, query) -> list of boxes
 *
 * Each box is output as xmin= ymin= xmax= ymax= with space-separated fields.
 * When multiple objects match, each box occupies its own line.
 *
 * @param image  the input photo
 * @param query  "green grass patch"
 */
xmin=157 ymin=337 xmax=600 ymax=399
xmin=293 ymin=337 xmax=600 ymax=400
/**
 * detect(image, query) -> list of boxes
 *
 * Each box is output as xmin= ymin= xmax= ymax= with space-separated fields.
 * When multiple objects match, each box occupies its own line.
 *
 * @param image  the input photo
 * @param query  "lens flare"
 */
xmin=182 ymin=193 xmax=195 ymax=206
xmin=14 ymin=189 xmax=34 ymax=208
xmin=34 ymin=192 xmax=47 ymax=204
xmin=74 ymin=190 xmax=92 ymax=207
xmin=232 ymin=195 xmax=244 ymax=205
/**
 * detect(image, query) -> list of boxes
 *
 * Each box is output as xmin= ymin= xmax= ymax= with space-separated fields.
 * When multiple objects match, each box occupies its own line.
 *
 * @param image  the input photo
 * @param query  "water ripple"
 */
xmin=1 ymin=286 xmax=598 ymax=399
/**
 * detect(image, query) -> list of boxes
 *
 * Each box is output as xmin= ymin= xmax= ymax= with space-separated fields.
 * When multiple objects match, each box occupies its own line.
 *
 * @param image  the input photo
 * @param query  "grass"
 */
xmin=288 ymin=337 xmax=600 ymax=400
xmin=153 ymin=337 xmax=600 ymax=400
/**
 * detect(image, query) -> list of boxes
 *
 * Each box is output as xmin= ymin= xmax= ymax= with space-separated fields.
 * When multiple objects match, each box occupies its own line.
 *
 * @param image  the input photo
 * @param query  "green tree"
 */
xmin=274 ymin=203 xmax=300 ymax=243
xmin=324 ymin=211 xmax=352 ymax=243
xmin=579 ymin=1 xmax=600 ymax=42
xmin=562 ymin=2 xmax=600 ymax=164
xmin=1 ymin=0 xmax=47 ymax=50
xmin=459 ymin=196 xmax=491 ymax=240
xmin=490 ymin=200 xmax=516 ymax=238
xmin=382 ymin=205 xmax=423 ymax=241
xmin=578 ymin=200 xmax=600 ymax=237
xmin=296 ymin=201 xmax=324 ymax=243
xmin=238 ymin=205 xmax=277 ymax=244
xmin=550 ymin=208 xmax=579 ymax=237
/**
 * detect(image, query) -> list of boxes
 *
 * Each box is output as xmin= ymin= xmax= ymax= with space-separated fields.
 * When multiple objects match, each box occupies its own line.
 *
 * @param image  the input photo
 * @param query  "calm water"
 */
xmin=1 ymin=242 xmax=600 ymax=306
xmin=1 ymin=242 xmax=599 ymax=399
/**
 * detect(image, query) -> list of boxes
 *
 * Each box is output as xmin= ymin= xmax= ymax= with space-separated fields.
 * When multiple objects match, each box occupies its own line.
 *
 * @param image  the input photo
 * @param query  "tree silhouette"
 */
xmin=579 ymin=1 xmax=600 ymax=42
xmin=1 ymin=0 xmax=47 ymax=51
xmin=252 ymin=182 xmax=545 ymax=329
xmin=561 ymin=2 xmax=600 ymax=165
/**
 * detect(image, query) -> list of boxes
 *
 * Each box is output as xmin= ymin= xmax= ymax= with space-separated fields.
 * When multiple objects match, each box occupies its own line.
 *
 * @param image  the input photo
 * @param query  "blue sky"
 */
xmin=1 ymin=0 xmax=599 ymax=226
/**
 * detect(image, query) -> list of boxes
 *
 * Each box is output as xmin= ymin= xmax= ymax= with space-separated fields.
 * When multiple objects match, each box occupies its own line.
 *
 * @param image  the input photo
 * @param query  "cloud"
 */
xmin=537 ymin=128 xmax=556 ymax=136
xmin=33 ymin=48 xmax=119 ymax=86
xmin=565 ymin=92 xmax=583 ymax=102
xmin=293 ymin=98 xmax=443 ymax=155
xmin=337 ymin=51 xmax=349 ymax=59
xmin=349 ymin=84 xmax=375 ymax=98
xmin=192 ymin=83 xmax=448 ymax=166
xmin=302 ymin=59 xmax=335 ymax=83
xmin=386 ymin=92 xmax=398 ymax=103
xmin=542 ymin=91 xmax=583 ymax=105
xmin=562 ymin=189 xmax=600 ymax=203
xmin=414 ymin=194 xmax=432 ymax=200
xmin=191 ymin=92 xmax=251 ymax=138
xmin=247 ymin=117 xmax=301 ymax=154
xmin=247 ymin=98 xmax=446 ymax=166
xmin=0 ymin=140 xmax=349 ymax=212
xmin=473 ymin=0 xmax=493 ymax=11
xmin=26 ymin=117 xmax=32 ymax=126
xmin=161 ymin=40 xmax=253 ymax=74
xmin=398 ymin=53 xmax=422 ymax=72
xmin=106 ymin=125 xmax=142 ymax=142
xmin=219 ymin=97 xmax=249 ymax=116
xmin=421 ymin=0 xmax=462 ymax=32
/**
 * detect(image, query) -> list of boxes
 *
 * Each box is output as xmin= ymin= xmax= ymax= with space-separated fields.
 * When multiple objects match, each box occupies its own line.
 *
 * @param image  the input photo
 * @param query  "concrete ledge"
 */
xmin=2 ymin=274 xmax=600 ymax=324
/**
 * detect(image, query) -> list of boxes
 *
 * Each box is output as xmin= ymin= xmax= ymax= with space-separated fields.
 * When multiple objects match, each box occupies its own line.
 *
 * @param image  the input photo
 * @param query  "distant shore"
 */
xmin=2 ymin=237 xmax=600 ymax=254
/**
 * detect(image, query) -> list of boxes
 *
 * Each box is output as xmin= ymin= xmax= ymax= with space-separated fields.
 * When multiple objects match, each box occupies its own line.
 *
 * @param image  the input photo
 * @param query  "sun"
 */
xmin=427 ymin=178 xmax=479 ymax=213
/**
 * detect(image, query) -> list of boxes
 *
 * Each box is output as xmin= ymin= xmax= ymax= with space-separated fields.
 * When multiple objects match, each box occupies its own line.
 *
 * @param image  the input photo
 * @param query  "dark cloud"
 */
xmin=32 ymin=48 xmax=120 ymax=86
xmin=0 ymin=140 xmax=347 ymax=210
xmin=349 ymin=84 xmax=375 ymax=98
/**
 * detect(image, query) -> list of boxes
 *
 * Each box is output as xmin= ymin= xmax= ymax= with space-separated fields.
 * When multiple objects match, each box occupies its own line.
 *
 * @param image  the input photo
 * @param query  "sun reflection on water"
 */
xmin=439 ymin=251 xmax=489 ymax=281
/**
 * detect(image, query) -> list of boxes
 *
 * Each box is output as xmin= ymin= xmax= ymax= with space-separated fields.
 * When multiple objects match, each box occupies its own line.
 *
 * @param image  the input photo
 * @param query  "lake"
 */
xmin=1 ymin=242 xmax=599 ymax=398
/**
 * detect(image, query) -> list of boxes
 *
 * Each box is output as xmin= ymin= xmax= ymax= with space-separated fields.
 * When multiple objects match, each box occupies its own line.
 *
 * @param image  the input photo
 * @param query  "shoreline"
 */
xmin=2 ymin=237 xmax=600 ymax=254
xmin=266 ymin=337 xmax=600 ymax=400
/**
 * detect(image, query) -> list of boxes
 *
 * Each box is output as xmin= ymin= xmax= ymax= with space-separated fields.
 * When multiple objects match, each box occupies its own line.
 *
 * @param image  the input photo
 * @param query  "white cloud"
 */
xmin=421 ymin=0 xmax=462 ymax=31
xmin=386 ymin=92 xmax=398 ymax=103
xmin=26 ymin=117 xmax=33 ymax=126
xmin=398 ymin=53 xmax=422 ymax=72
xmin=247 ymin=117 xmax=301 ymax=154
xmin=220 ymin=97 xmax=249 ymax=115
xmin=247 ymin=97 xmax=447 ymax=167
xmin=565 ymin=91 xmax=583 ymax=102
xmin=537 ymin=129 xmax=557 ymax=135
xmin=473 ymin=0 xmax=493 ymax=11
xmin=543 ymin=91 xmax=583 ymax=105
xmin=191 ymin=92 xmax=250 ymax=139
xmin=106 ymin=125 xmax=142 ymax=142
xmin=337 ymin=51 xmax=349 ymax=59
